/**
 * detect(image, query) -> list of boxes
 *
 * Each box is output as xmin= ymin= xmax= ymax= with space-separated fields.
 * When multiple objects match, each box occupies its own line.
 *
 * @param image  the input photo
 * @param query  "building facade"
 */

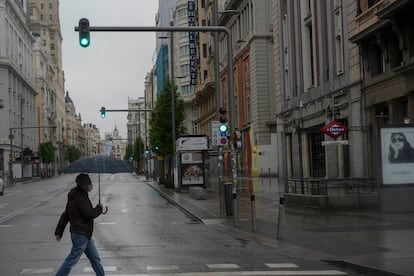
xmin=219 ymin=0 xmax=276 ymax=176
xmin=29 ymin=0 xmax=66 ymax=172
xmin=193 ymin=0 xmax=217 ymax=138
xmin=0 ymin=0 xmax=37 ymax=183
xmin=173 ymin=0 xmax=196 ymax=134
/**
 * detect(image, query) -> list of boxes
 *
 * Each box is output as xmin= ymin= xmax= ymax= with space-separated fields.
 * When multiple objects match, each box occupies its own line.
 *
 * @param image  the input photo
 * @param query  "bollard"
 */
xmin=251 ymin=194 xmax=257 ymax=232
xmin=276 ymin=197 xmax=285 ymax=239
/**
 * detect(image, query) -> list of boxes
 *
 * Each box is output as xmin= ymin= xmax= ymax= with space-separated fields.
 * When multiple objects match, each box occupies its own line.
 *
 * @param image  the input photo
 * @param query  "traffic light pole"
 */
xmin=77 ymin=23 xmax=238 ymax=227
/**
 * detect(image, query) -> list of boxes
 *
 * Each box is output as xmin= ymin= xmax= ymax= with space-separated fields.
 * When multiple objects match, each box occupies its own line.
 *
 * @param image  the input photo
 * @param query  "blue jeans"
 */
xmin=56 ymin=233 xmax=105 ymax=276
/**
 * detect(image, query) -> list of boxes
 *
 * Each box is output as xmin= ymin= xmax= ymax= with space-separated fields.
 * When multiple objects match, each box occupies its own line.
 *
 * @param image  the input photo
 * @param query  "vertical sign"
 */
xmin=211 ymin=121 xmax=219 ymax=146
xmin=188 ymin=0 xmax=197 ymax=86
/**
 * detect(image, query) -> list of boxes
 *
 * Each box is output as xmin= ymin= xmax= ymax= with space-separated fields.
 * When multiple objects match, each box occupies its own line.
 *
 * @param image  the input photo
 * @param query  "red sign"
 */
xmin=321 ymin=121 xmax=349 ymax=139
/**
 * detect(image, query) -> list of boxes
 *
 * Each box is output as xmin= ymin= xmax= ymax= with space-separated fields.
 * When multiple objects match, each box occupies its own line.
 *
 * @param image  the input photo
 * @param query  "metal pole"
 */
xmin=170 ymin=27 xmax=177 ymax=191
xmin=251 ymin=194 xmax=257 ymax=232
xmin=9 ymin=129 xmax=13 ymax=187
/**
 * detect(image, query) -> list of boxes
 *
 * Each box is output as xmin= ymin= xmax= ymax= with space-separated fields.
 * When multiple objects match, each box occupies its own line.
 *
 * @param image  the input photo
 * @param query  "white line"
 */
xmin=72 ymin=270 xmax=347 ymax=276
xmin=0 ymin=203 xmax=9 ymax=208
xmin=0 ymin=208 xmax=27 ymax=224
xmin=146 ymin=265 xmax=179 ymax=271
xmin=3 ymin=190 xmax=22 ymax=197
xmin=21 ymin=268 xmax=54 ymax=274
xmin=207 ymin=264 xmax=240 ymax=269
xmin=99 ymin=222 xmax=117 ymax=225
xmin=0 ymin=224 xmax=13 ymax=228
xmin=266 ymin=263 xmax=299 ymax=268
xmin=84 ymin=266 xmax=117 ymax=272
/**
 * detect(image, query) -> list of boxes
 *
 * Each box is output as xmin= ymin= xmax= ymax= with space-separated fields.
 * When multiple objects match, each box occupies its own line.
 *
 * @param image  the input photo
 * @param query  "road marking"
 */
xmin=0 ymin=208 xmax=27 ymax=224
xmin=21 ymin=268 xmax=54 ymax=274
xmin=3 ymin=190 xmax=22 ymax=197
xmin=84 ymin=266 xmax=117 ymax=272
xmin=0 ymin=224 xmax=13 ymax=227
xmin=0 ymin=203 xmax=9 ymax=208
xmin=266 ymin=263 xmax=299 ymax=268
xmin=73 ymin=270 xmax=346 ymax=275
xmin=146 ymin=265 xmax=179 ymax=271
xmin=99 ymin=222 xmax=117 ymax=225
xmin=207 ymin=264 xmax=240 ymax=269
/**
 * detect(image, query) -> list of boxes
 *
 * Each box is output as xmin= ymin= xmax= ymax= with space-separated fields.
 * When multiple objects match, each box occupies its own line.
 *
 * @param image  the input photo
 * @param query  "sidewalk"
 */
xmin=143 ymin=176 xmax=414 ymax=276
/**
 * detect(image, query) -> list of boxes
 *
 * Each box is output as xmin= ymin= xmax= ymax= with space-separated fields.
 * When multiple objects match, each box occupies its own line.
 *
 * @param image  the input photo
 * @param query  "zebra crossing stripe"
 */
xmin=265 ymin=263 xmax=299 ymax=268
xmin=21 ymin=268 xmax=54 ymax=274
xmin=84 ymin=266 xmax=117 ymax=272
xmin=146 ymin=265 xmax=179 ymax=271
xmin=206 ymin=264 xmax=240 ymax=269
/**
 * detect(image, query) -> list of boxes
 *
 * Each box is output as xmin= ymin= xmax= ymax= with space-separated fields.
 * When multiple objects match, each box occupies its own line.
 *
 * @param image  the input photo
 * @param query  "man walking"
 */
xmin=55 ymin=173 xmax=105 ymax=276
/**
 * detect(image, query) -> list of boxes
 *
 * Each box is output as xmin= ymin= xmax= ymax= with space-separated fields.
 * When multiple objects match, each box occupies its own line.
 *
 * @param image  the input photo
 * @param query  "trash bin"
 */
xmin=224 ymin=182 xmax=233 ymax=215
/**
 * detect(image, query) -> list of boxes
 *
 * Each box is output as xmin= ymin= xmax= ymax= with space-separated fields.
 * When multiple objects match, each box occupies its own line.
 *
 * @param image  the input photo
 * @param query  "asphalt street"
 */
xmin=0 ymin=174 xmax=357 ymax=275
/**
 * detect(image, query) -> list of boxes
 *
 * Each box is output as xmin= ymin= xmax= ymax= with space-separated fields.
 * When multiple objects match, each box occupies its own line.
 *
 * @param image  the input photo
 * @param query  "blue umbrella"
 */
xmin=64 ymin=155 xmax=134 ymax=213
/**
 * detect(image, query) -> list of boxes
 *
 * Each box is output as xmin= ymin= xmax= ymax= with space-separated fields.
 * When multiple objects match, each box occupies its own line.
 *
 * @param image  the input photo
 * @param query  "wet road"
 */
xmin=0 ymin=174 xmax=354 ymax=275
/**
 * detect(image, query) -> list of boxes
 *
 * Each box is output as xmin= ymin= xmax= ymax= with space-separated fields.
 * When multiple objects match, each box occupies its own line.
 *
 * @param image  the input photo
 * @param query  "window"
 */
xmin=40 ymin=3 xmax=44 ymax=9
xmin=50 ymin=43 xmax=55 ymax=50
xmin=49 ymin=3 xmax=52 ymax=9
xmin=50 ymin=32 xmax=55 ymax=40
xmin=40 ymin=14 xmax=43 ymax=20
xmin=180 ymin=45 xmax=189 ymax=55
xmin=202 ymin=44 xmax=207 ymax=58
xmin=49 ymin=14 xmax=53 ymax=20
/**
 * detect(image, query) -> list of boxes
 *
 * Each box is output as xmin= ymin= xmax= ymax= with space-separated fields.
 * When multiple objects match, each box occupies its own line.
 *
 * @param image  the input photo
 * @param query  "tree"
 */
xmin=149 ymin=80 xmax=186 ymax=156
xmin=124 ymin=144 xmax=133 ymax=161
xmin=149 ymin=80 xmax=187 ymax=185
xmin=133 ymin=137 xmax=145 ymax=172
xmin=38 ymin=141 xmax=55 ymax=164
xmin=66 ymin=146 xmax=81 ymax=163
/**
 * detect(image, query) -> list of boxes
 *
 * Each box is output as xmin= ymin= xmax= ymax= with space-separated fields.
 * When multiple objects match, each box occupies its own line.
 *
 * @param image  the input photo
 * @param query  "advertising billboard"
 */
xmin=380 ymin=126 xmax=414 ymax=185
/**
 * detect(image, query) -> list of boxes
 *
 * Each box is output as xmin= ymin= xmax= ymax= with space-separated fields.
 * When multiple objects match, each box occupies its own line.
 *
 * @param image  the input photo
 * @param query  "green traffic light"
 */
xmin=80 ymin=37 xmax=90 ymax=47
xmin=219 ymin=124 xmax=228 ymax=132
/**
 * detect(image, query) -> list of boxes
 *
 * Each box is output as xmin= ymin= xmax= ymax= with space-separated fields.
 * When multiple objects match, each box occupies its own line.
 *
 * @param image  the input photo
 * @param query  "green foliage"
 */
xmin=66 ymin=146 xmax=81 ymax=163
xmin=38 ymin=142 xmax=55 ymax=164
xmin=133 ymin=137 xmax=144 ymax=161
xmin=124 ymin=144 xmax=133 ymax=161
xmin=149 ymin=80 xmax=187 ymax=156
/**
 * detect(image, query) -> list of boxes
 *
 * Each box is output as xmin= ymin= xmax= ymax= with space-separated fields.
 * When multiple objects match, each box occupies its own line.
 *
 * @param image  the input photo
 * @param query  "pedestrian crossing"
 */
xmin=19 ymin=263 xmax=347 ymax=275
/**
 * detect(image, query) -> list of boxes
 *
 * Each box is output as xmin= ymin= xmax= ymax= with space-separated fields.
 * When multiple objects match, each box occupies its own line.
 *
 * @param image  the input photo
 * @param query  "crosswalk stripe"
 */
xmin=84 ymin=266 xmax=117 ymax=272
xmin=146 ymin=265 xmax=179 ymax=271
xmin=266 ymin=263 xmax=299 ymax=268
xmin=72 ymin=270 xmax=346 ymax=276
xmin=21 ymin=268 xmax=54 ymax=274
xmin=206 ymin=264 xmax=240 ymax=269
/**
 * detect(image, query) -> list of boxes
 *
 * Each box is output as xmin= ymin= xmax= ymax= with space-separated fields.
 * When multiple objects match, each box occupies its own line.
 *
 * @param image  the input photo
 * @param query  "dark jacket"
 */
xmin=55 ymin=186 xmax=103 ymax=239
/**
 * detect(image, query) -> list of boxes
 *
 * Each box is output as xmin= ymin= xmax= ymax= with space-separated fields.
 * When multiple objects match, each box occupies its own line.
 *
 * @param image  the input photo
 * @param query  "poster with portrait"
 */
xmin=381 ymin=127 xmax=414 ymax=185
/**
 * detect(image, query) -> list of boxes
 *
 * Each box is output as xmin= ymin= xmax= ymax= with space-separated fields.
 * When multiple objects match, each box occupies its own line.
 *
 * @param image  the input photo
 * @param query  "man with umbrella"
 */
xmin=54 ymin=173 xmax=107 ymax=276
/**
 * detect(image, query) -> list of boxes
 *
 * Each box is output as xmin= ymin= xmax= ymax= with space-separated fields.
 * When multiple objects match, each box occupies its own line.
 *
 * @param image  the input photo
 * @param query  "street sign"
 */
xmin=321 ymin=121 xmax=349 ymax=139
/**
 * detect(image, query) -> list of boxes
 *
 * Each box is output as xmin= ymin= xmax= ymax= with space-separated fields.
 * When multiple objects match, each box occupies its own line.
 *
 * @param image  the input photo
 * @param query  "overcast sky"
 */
xmin=59 ymin=0 xmax=159 ymax=138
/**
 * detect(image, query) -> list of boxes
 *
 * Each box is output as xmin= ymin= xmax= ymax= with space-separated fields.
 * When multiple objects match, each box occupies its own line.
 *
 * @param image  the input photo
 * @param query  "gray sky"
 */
xmin=59 ymin=0 xmax=159 ymax=138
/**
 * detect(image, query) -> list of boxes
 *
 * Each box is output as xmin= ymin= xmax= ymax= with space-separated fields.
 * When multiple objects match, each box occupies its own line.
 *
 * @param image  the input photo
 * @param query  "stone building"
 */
xmin=218 ymin=0 xmax=276 ymax=176
xmin=273 ymin=0 xmax=366 ymax=192
xmin=0 ymin=0 xmax=37 ymax=183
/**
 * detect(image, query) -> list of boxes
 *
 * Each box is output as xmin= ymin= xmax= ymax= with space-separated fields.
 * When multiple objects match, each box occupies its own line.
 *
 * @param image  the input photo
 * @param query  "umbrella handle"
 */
xmin=102 ymin=206 xmax=108 ymax=214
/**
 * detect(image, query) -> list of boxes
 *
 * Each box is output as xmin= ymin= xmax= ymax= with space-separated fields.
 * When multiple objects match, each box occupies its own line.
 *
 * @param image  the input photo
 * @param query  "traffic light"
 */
xmin=218 ymin=107 xmax=228 ymax=145
xmin=100 ymin=107 xmax=106 ymax=118
xmin=78 ymin=18 xmax=90 ymax=47
xmin=109 ymin=137 xmax=113 ymax=143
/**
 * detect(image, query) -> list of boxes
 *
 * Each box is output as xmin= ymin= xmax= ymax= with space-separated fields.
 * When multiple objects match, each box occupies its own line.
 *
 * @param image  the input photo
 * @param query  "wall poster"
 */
xmin=380 ymin=126 xmax=414 ymax=185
